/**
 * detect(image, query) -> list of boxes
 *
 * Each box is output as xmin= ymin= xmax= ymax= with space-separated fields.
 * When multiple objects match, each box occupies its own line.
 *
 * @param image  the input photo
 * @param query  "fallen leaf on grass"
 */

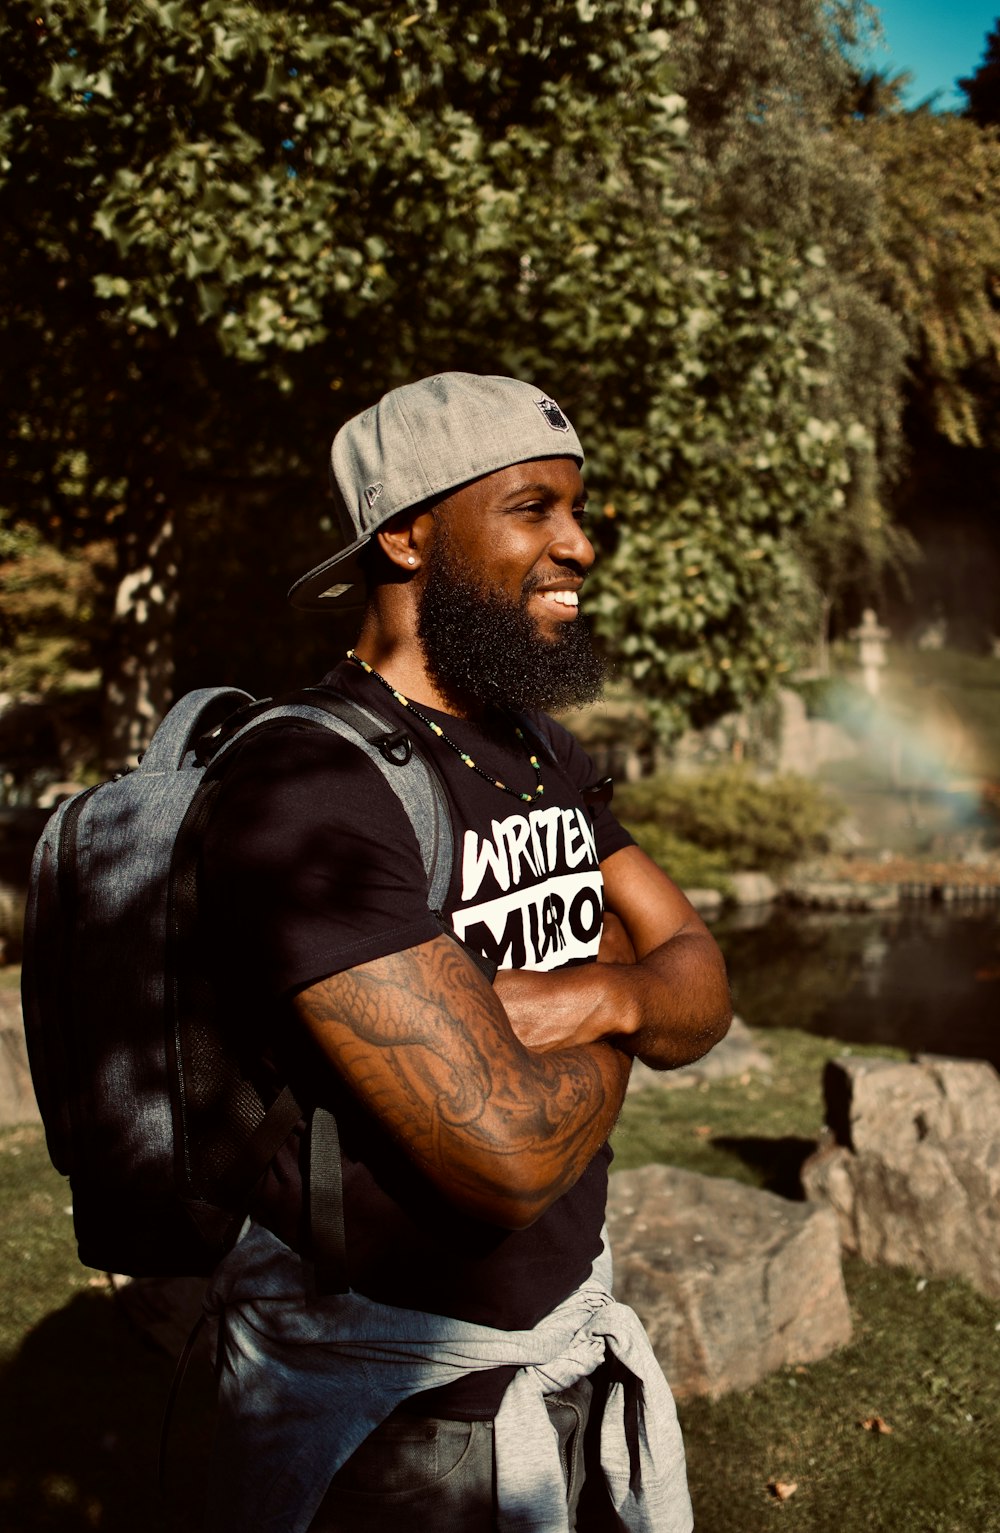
xmin=767 ymin=1479 xmax=798 ymax=1501
xmin=860 ymin=1415 xmax=894 ymax=1434
xmin=693 ymin=1125 xmax=712 ymax=1138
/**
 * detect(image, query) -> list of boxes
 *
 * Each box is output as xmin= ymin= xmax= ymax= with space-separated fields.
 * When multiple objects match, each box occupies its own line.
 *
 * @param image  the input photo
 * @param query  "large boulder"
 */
xmin=727 ymin=871 xmax=778 ymax=908
xmin=627 ymin=1015 xmax=771 ymax=1094
xmin=607 ymin=1164 xmax=851 ymax=1398
xmin=802 ymin=1055 xmax=1000 ymax=1298
xmin=681 ymin=887 xmax=724 ymax=917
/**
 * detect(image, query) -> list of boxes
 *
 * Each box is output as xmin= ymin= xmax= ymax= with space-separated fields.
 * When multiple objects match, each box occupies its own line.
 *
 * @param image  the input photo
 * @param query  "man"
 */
xmin=201 ymin=373 xmax=731 ymax=1532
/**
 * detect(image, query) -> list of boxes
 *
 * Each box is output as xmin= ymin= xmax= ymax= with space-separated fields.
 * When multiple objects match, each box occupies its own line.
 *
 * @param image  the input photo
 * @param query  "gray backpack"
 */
xmin=21 ymin=685 xmax=453 ymax=1284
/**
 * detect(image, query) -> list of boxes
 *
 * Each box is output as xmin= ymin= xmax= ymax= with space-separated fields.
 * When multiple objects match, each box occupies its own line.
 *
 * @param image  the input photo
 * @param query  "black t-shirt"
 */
xmin=201 ymin=660 xmax=633 ymax=1416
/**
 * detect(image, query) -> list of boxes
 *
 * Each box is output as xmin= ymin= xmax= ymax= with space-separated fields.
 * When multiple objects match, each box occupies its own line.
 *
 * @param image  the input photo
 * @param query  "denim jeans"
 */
xmin=308 ymin=1373 xmax=598 ymax=1532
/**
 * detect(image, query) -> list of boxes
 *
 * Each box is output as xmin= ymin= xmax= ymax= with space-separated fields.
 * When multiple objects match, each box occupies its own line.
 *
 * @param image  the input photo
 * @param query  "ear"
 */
xmin=376 ymin=507 xmax=436 ymax=574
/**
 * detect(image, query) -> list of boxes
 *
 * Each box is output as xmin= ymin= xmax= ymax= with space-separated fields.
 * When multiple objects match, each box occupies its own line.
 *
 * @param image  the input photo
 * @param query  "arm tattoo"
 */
xmin=295 ymin=935 xmax=627 ymax=1215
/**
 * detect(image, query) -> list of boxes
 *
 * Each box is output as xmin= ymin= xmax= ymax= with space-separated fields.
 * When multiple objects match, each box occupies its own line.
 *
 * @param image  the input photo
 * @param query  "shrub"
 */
xmin=620 ymin=824 xmax=733 ymax=894
xmin=615 ymin=766 xmax=841 ymax=873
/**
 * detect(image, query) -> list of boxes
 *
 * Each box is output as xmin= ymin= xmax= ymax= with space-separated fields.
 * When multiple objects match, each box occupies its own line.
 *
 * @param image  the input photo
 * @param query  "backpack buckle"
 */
xmin=581 ymin=775 xmax=614 ymax=806
xmin=377 ymin=730 xmax=412 ymax=766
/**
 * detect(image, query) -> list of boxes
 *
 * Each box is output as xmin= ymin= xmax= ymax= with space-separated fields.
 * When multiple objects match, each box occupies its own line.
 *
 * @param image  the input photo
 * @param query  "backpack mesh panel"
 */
xmin=173 ymin=956 xmax=275 ymax=1196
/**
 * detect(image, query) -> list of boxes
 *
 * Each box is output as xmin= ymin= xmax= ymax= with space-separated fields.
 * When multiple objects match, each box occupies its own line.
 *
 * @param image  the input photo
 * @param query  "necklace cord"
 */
xmin=346 ymin=650 xmax=545 ymax=804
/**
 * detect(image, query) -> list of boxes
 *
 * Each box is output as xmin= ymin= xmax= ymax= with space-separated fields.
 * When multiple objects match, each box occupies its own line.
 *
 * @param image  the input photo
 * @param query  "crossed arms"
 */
xmin=295 ymin=843 xmax=731 ymax=1229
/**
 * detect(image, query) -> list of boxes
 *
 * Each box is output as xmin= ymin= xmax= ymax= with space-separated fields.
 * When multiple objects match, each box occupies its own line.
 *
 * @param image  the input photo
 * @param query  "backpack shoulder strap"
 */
xmin=207 ymin=686 xmax=455 ymax=1297
xmin=140 ymin=687 xmax=256 ymax=773
xmin=209 ymin=687 xmax=454 ymax=913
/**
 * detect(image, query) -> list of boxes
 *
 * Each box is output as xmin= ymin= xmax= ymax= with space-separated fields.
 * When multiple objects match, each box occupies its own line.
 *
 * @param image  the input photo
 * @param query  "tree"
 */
xmin=662 ymin=0 xmax=914 ymax=654
xmin=844 ymin=105 xmax=1000 ymax=645
xmin=0 ymin=514 xmax=112 ymax=696
xmin=960 ymin=19 xmax=1000 ymax=127
xmin=1 ymin=0 xmax=859 ymax=754
xmin=850 ymin=110 xmax=1000 ymax=450
xmin=841 ymin=66 xmax=913 ymax=121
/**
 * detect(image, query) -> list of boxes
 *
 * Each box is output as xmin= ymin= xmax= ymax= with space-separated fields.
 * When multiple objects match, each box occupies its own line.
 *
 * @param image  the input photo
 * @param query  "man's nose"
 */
xmin=549 ymin=512 xmax=595 ymax=571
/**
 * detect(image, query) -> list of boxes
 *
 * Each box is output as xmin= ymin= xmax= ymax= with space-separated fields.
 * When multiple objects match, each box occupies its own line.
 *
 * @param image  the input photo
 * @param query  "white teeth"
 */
xmin=538 ymin=589 xmax=579 ymax=607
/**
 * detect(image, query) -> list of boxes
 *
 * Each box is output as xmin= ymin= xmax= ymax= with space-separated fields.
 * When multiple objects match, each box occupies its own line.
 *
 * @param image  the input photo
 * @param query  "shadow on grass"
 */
xmin=711 ymin=1135 xmax=816 ymax=1200
xmin=0 ymin=1290 xmax=215 ymax=1532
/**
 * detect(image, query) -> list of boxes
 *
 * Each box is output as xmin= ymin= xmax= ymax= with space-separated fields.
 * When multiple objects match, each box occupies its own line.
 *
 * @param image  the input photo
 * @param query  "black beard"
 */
xmin=416 ymin=530 xmax=607 ymax=715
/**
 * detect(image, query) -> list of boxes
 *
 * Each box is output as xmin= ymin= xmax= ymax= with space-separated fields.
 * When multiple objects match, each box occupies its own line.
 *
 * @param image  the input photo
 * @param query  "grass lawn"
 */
xmin=612 ymin=1032 xmax=1000 ymax=1533
xmin=0 ymin=1127 xmax=214 ymax=1532
xmin=2 ymin=1028 xmax=998 ymax=1531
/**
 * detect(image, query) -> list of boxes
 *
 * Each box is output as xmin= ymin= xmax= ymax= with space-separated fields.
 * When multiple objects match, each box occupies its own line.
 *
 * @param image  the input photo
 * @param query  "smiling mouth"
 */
xmin=534 ymin=588 xmax=579 ymax=611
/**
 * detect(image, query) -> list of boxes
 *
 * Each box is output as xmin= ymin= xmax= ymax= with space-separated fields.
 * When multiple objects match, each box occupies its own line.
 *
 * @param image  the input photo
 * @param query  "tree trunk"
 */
xmin=817 ymin=593 xmax=833 ymax=677
xmin=101 ymin=505 xmax=179 ymax=772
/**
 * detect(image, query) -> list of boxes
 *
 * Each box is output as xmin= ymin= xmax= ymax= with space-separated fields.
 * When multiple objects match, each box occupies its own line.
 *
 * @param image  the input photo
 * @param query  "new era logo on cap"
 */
xmin=535 ymin=396 xmax=571 ymax=432
xmin=365 ymin=483 xmax=384 ymax=509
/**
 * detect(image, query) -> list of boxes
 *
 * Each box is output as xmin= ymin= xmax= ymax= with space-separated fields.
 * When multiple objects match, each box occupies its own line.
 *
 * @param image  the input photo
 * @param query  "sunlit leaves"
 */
xmin=1 ymin=0 xmax=864 ymax=738
xmin=851 ymin=111 xmax=1000 ymax=450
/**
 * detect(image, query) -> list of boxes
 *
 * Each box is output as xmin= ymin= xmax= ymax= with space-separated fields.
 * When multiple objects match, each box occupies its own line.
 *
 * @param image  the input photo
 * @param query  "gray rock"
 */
xmin=802 ymin=1055 xmax=1000 ymax=1298
xmin=783 ymin=880 xmax=899 ymax=912
xmin=728 ymin=871 xmax=778 ymax=907
xmin=608 ymin=1165 xmax=851 ymax=1398
xmin=682 ymin=887 xmax=724 ymax=916
xmin=776 ymin=688 xmax=858 ymax=775
xmin=627 ymin=1016 xmax=771 ymax=1093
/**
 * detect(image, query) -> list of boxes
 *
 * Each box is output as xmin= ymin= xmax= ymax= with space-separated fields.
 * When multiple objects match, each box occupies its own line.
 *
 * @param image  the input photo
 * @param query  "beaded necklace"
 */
xmin=346 ymin=649 xmax=545 ymax=804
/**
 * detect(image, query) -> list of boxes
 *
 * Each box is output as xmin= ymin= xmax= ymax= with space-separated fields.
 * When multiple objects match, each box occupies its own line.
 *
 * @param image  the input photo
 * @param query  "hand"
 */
xmin=493 ymin=914 xmax=637 ymax=1052
xmin=493 ymin=962 xmax=632 ymax=1054
xmin=495 ymin=848 xmax=732 ymax=1069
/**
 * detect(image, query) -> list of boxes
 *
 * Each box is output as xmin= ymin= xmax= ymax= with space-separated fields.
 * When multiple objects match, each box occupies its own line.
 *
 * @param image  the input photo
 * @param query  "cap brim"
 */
xmin=287 ymin=534 xmax=370 ymax=611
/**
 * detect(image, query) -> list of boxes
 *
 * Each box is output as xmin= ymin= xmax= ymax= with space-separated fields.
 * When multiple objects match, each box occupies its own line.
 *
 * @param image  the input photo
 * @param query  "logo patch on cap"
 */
xmin=535 ymin=396 xmax=570 ymax=433
xmin=364 ymin=483 xmax=384 ymax=509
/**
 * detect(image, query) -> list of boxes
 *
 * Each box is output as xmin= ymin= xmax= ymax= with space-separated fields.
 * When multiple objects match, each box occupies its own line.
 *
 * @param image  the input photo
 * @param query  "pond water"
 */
xmin=712 ymin=902 xmax=1000 ymax=1070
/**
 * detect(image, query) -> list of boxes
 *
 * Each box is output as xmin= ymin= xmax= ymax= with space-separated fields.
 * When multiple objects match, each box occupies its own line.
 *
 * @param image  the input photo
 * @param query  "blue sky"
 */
xmin=867 ymin=2 xmax=997 ymax=110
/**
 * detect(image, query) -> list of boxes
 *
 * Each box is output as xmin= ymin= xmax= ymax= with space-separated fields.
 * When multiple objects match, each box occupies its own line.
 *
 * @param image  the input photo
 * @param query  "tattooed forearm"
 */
xmin=295 ymin=933 xmax=630 ymax=1227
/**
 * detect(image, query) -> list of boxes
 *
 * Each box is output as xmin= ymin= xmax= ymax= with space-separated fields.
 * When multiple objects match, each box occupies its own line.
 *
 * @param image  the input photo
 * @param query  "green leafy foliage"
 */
xmin=615 ymin=766 xmax=842 ymax=871
xmin=620 ymin=823 xmax=734 ymax=894
xmin=664 ymin=0 xmax=912 ymax=635
xmin=851 ymin=111 xmax=1000 ymax=450
xmin=583 ymin=248 xmax=859 ymax=736
xmin=0 ymin=0 xmax=867 ymax=752
xmin=0 ymin=518 xmax=112 ymax=694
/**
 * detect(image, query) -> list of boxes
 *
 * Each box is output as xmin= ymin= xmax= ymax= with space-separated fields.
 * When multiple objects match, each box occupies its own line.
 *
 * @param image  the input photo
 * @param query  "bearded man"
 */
xmin=200 ymin=373 xmax=732 ymax=1533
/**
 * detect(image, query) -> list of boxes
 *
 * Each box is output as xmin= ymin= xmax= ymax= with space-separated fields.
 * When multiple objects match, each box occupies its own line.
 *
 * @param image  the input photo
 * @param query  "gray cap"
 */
xmin=288 ymin=372 xmax=584 ymax=610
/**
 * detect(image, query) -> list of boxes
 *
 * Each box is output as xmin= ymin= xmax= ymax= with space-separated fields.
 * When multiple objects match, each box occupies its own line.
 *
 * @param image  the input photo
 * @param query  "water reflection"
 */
xmin=713 ymin=904 xmax=1000 ymax=1068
